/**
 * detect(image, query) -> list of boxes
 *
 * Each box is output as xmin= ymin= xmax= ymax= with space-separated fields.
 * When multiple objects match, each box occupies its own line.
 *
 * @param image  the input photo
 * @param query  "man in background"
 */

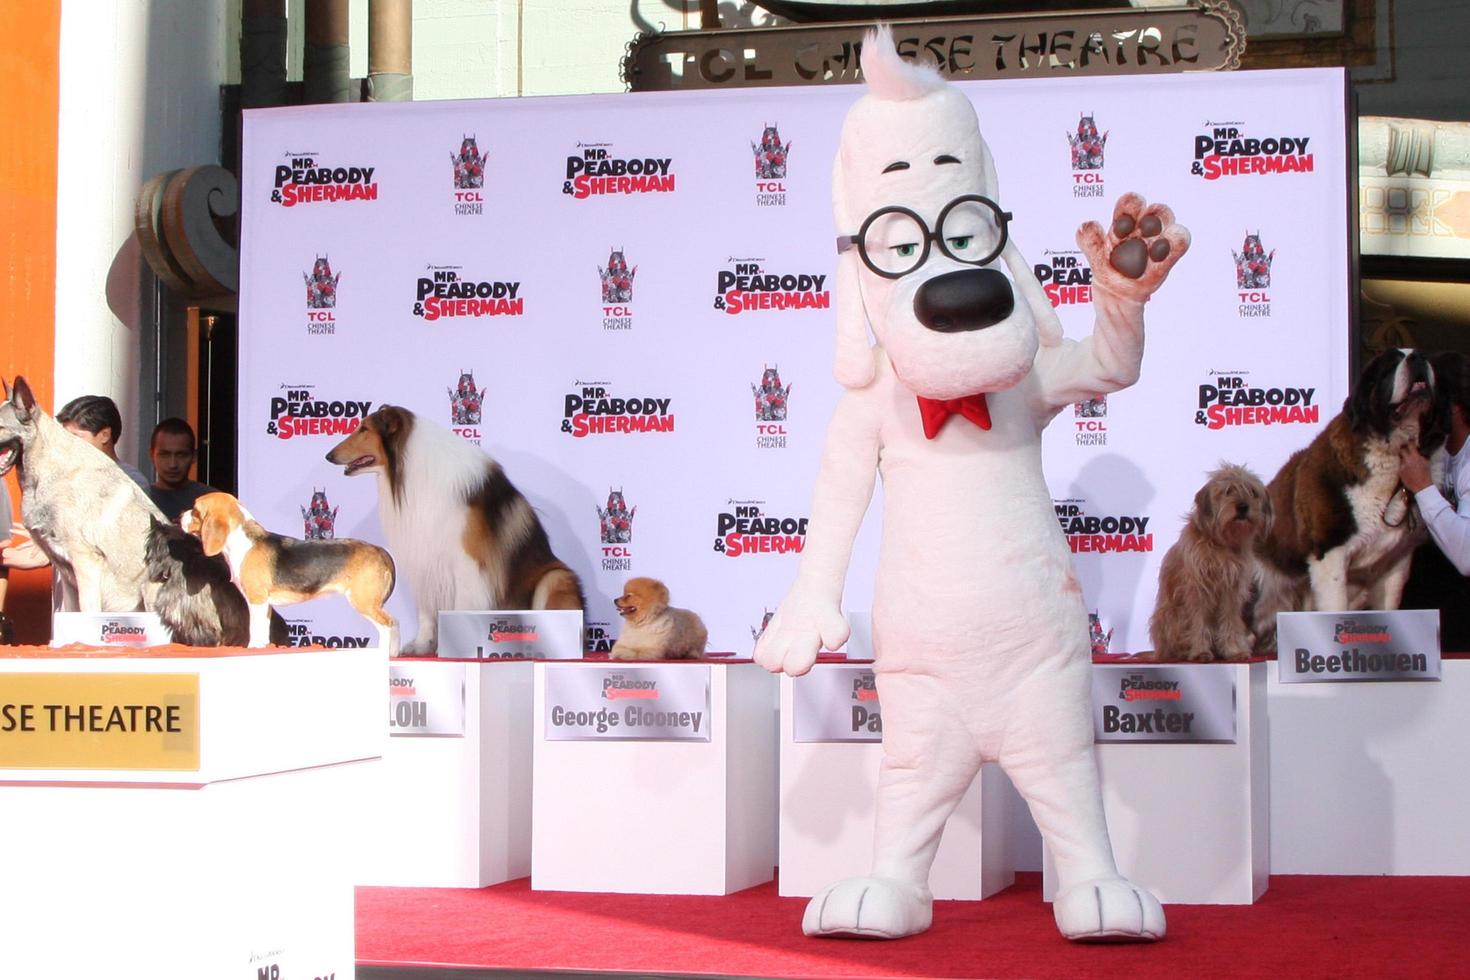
xmin=148 ymin=418 xmax=214 ymax=521
xmin=1400 ymin=351 xmax=1470 ymax=651
xmin=55 ymin=394 xmax=149 ymax=489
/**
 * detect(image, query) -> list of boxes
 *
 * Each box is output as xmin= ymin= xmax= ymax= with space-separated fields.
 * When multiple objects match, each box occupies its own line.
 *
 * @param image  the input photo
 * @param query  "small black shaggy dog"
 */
xmin=143 ymin=517 xmax=286 ymax=646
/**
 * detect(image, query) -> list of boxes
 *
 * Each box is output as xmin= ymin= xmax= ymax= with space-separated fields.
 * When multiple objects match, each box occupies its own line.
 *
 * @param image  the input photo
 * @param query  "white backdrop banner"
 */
xmin=239 ymin=68 xmax=1351 ymax=656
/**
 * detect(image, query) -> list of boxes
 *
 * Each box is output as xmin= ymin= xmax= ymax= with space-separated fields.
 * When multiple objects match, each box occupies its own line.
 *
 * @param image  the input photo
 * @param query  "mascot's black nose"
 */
xmin=913 ymin=269 xmax=1014 ymax=333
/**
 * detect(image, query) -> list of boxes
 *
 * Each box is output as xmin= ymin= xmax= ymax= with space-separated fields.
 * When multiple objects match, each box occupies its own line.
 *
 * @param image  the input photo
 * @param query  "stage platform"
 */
xmin=357 ymin=872 xmax=1470 ymax=979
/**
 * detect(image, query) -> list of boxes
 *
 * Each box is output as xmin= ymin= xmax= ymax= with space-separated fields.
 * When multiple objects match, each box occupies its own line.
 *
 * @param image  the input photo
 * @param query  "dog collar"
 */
xmin=916 ymin=393 xmax=992 ymax=440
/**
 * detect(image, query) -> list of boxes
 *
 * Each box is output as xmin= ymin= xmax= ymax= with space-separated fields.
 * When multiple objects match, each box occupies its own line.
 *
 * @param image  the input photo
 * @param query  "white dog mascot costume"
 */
xmin=755 ymin=27 xmax=1190 ymax=942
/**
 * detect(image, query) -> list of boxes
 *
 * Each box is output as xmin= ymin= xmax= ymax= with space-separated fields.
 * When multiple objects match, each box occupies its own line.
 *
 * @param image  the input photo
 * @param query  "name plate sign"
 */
xmin=792 ymin=664 xmax=881 ymax=742
xmin=1277 ymin=610 xmax=1441 ymax=683
xmin=51 ymin=612 xmax=171 ymax=648
xmin=438 ymin=610 xmax=584 ymax=661
xmin=543 ymin=664 xmax=710 ymax=742
xmin=388 ymin=663 xmax=467 ymax=737
xmin=1091 ymin=663 xmax=1236 ymax=744
xmin=0 ymin=672 xmax=200 ymax=770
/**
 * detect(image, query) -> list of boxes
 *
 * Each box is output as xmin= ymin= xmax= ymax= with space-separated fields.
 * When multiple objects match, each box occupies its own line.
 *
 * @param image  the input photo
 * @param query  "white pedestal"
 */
xmin=0 ymin=646 xmax=384 ymax=980
xmin=1269 ymin=657 xmax=1470 ymax=874
xmin=1043 ymin=660 xmax=1269 ymax=905
xmin=531 ymin=661 xmax=777 ymax=895
xmin=367 ymin=659 xmax=533 ymax=887
xmin=777 ymin=667 xmax=1012 ymax=900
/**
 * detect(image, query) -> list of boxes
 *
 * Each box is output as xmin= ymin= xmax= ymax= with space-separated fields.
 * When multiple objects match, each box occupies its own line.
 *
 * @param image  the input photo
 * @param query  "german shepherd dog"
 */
xmin=0 ymin=377 xmax=157 ymax=613
xmin=0 ymin=376 xmax=266 ymax=646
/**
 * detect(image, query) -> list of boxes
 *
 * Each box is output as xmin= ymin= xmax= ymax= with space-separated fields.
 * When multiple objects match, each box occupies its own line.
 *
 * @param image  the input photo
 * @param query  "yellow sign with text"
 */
xmin=0 ymin=673 xmax=200 ymax=770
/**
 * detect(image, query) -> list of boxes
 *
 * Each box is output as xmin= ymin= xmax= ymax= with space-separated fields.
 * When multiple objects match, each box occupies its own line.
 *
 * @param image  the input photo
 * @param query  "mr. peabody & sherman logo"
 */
xmin=1033 ymin=250 xmax=1093 ymax=307
xmin=413 ymin=266 xmax=523 ymax=320
xmin=270 ymin=153 xmax=378 ymax=207
xmin=1054 ymin=500 xmax=1152 ymax=554
xmin=100 ymin=621 xmax=148 ymax=645
xmin=1191 ymin=123 xmax=1313 ymax=180
xmin=487 ymin=619 xmax=539 ymax=643
xmin=563 ymin=143 xmax=675 ymax=199
xmin=561 ymin=382 xmax=674 ymax=437
xmin=1334 ymin=620 xmax=1392 ymax=644
xmin=1195 ymin=372 xmax=1318 ymax=430
xmin=713 ymin=500 xmax=809 ymax=557
xmin=265 ymin=385 xmax=372 ymax=440
xmin=713 ymin=258 xmax=829 ymax=315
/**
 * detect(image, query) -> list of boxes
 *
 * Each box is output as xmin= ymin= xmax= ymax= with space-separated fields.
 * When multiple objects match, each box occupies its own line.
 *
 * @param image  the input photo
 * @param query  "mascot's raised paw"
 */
xmin=1078 ymin=192 xmax=1191 ymax=304
xmin=753 ymin=600 xmax=849 ymax=677
xmin=1053 ymin=876 xmax=1166 ymax=942
xmin=803 ymin=877 xmax=933 ymax=939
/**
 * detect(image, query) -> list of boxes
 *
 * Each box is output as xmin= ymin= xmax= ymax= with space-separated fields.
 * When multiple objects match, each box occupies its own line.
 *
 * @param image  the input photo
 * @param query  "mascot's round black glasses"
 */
xmin=836 ymin=194 xmax=1013 ymax=279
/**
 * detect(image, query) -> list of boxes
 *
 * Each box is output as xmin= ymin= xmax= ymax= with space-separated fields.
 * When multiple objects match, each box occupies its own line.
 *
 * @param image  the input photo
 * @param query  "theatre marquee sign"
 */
xmin=623 ymin=2 xmax=1245 ymax=92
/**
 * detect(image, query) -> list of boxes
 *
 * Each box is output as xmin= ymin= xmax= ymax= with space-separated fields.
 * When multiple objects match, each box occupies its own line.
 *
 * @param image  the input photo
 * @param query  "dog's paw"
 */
xmin=1077 ymin=193 xmax=1190 ymax=304
xmin=802 ymin=877 xmax=933 ymax=939
xmin=753 ymin=600 xmax=848 ymax=677
xmin=1053 ymin=876 xmax=1166 ymax=942
xmin=399 ymin=637 xmax=437 ymax=657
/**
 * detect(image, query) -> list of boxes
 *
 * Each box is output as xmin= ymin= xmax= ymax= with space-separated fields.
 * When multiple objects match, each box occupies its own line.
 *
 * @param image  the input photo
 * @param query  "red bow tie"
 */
xmin=916 ymin=393 xmax=992 ymax=440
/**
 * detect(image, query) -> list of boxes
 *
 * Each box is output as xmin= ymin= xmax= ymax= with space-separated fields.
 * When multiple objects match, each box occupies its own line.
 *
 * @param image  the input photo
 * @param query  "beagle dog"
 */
xmin=183 ymin=491 xmax=398 ymax=652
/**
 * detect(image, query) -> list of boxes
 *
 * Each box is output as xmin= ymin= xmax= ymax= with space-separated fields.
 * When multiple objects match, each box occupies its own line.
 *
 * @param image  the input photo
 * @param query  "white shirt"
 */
xmin=1415 ymin=441 xmax=1470 ymax=576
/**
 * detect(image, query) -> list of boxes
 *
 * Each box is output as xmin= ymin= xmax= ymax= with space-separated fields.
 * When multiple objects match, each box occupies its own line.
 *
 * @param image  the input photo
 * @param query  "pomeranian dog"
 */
xmin=610 ymin=577 xmax=707 ymax=660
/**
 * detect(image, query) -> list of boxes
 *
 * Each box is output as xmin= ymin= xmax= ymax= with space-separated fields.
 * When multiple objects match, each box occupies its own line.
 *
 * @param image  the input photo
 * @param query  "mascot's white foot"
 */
xmin=802 ymin=877 xmax=933 ymax=939
xmin=1053 ymin=876 xmax=1166 ymax=942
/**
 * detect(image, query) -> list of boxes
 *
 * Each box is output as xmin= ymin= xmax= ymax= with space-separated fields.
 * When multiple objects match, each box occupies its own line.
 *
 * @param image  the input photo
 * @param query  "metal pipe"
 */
xmin=304 ymin=0 xmax=352 ymax=104
xmin=240 ymin=0 xmax=287 ymax=109
xmin=367 ymin=0 xmax=413 ymax=102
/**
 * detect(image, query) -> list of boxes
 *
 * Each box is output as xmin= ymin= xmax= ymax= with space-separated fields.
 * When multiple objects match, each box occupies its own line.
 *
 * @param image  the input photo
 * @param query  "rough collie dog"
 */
xmin=611 ymin=577 xmax=707 ymax=660
xmin=1255 ymin=348 xmax=1447 ymax=647
xmin=1149 ymin=464 xmax=1272 ymax=662
xmin=326 ymin=405 xmax=583 ymax=655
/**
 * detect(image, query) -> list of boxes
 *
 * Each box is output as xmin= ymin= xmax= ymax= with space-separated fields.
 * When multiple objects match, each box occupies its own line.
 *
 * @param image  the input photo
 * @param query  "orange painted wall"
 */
xmin=0 ymin=6 xmax=60 ymax=643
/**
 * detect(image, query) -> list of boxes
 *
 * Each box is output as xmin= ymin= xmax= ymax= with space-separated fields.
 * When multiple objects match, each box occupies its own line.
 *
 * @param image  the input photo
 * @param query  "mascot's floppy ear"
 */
xmin=831 ymin=246 xmax=875 ymax=388
xmin=1001 ymin=239 xmax=1063 ymax=348
xmin=982 ymin=132 xmax=1059 ymax=348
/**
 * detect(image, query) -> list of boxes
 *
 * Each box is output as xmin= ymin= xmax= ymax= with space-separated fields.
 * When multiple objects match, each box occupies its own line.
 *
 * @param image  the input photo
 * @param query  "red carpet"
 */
xmin=357 ymin=873 xmax=1470 ymax=978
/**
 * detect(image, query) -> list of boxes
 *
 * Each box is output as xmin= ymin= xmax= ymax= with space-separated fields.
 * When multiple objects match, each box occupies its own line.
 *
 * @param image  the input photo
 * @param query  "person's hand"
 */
xmin=2 ymin=524 xmax=50 ymax=570
xmin=1399 ymin=444 xmax=1434 ymax=494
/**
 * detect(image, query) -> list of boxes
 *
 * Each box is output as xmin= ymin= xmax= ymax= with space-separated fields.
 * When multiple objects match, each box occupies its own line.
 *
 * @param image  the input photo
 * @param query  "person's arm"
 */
xmin=1402 ymin=446 xmax=1470 ymax=575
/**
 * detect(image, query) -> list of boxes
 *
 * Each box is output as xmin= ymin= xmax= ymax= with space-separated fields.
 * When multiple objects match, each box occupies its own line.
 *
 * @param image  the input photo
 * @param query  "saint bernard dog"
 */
xmin=326 ymin=405 xmax=584 ymax=655
xmin=1255 ymin=348 xmax=1447 ymax=644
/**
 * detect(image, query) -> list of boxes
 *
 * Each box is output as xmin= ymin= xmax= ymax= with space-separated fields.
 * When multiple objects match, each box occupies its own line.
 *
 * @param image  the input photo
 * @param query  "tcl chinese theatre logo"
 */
xmin=451 ymin=134 xmax=485 ymax=215
xmin=752 ymin=365 xmax=791 ymax=449
xmin=597 ymin=488 xmax=636 ymax=572
xmin=303 ymin=255 xmax=340 ymax=334
xmin=752 ymin=122 xmax=790 ymax=207
xmin=1233 ymin=231 xmax=1275 ymax=318
xmin=1066 ymin=112 xmax=1107 ymax=198
xmin=599 ymin=247 xmax=636 ymax=331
